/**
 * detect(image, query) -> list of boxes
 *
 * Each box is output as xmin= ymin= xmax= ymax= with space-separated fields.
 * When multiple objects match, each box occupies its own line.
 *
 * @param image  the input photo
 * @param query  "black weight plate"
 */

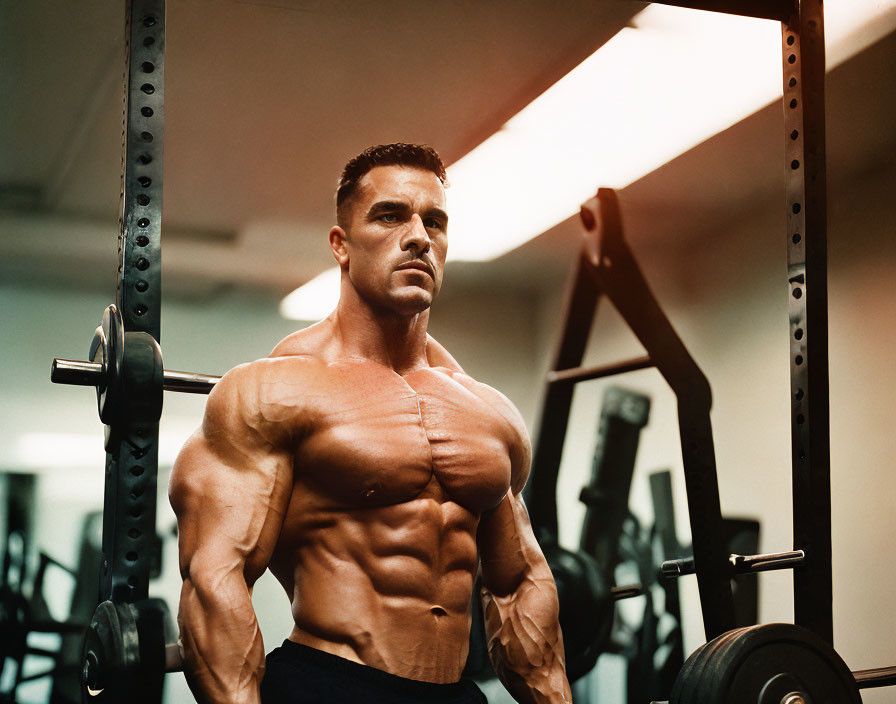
xmin=691 ymin=628 xmax=746 ymax=704
xmin=82 ymin=600 xmax=140 ymax=703
xmin=544 ymin=544 xmax=614 ymax=682
xmin=669 ymin=645 xmax=702 ymax=703
xmin=699 ymin=625 xmax=758 ymax=702
xmin=81 ymin=600 xmax=169 ymax=704
xmin=705 ymin=623 xmax=862 ymax=704
xmin=670 ymin=627 xmax=746 ymax=704
xmin=670 ymin=636 xmax=711 ymax=703
xmin=132 ymin=597 xmax=170 ymax=697
xmin=695 ymin=627 xmax=750 ymax=704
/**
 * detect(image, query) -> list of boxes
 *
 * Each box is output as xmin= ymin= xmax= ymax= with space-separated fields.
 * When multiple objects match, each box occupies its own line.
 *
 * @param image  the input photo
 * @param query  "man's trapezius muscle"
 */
xmin=169 ymin=144 xmax=572 ymax=704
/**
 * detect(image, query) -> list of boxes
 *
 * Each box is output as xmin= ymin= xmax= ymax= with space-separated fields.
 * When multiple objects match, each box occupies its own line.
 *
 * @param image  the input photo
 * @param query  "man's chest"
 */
xmin=291 ymin=361 xmax=513 ymax=513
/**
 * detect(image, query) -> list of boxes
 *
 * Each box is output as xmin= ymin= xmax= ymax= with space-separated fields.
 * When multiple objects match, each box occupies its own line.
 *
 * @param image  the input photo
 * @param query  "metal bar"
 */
xmin=581 ymin=189 xmax=735 ymax=639
xmin=52 ymin=359 xmax=219 ymax=394
xmin=526 ymin=255 xmax=602 ymax=544
xmin=101 ymin=0 xmax=166 ymax=606
xmin=662 ymin=549 xmax=805 ymax=578
xmin=50 ymin=359 xmax=106 ymax=387
xmin=163 ymin=369 xmax=220 ymax=394
xmin=729 ymin=549 xmax=805 ymax=573
xmin=165 ymin=643 xmax=185 ymax=672
xmin=646 ymin=0 xmax=793 ymax=22
xmin=782 ymin=0 xmax=833 ymax=645
xmin=661 ymin=557 xmax=696 ymax=578
xmin=611 ymin=584 xmax=644 ymax=601
xmin=118 ymin=0 xmax=165 ymax=339
xmin=546 ymin=355 xmax=654 ymax=385
xmin=854 ymin=666 xmax=896 ymax=690
xmin=724 ymin=518 xmax=761 ymax=626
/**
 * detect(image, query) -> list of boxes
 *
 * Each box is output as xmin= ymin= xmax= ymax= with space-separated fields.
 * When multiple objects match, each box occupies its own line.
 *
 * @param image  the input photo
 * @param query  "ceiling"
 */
xmin=2 ymin=0 xmax=895 ymax=304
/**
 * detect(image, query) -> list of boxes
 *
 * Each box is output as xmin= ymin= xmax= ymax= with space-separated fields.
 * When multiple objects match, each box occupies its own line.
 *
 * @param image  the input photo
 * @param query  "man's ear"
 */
xmin=329 ymin=226 xmax=349 ymax=268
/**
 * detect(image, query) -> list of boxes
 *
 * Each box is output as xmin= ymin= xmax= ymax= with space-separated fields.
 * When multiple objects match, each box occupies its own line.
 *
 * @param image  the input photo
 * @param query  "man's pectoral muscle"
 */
xmin=169 ymin=364 xmax=293 ymax=704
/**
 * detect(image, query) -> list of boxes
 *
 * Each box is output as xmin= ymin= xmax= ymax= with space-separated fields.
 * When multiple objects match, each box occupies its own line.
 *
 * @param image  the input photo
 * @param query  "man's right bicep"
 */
xmin=169 ymin=412 xmax=291 ymax=582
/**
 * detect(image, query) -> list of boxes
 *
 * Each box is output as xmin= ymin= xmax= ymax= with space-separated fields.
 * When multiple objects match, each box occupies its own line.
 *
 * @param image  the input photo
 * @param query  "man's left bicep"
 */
xmin=477 ymin=490 xmax=549 ymax=597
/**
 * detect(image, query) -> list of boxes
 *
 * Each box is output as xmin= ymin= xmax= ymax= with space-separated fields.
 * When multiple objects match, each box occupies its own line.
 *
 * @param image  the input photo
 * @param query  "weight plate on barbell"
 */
xmin=670 ymin=623 xmax=861 ymax=704
xmin=81 ymin=599 xmax=169 ymax=704
xmin=544 ymin=543 xmax=615 ymax=682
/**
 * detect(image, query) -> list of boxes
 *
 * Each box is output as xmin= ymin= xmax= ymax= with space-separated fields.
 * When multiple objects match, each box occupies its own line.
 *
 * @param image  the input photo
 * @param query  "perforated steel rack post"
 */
xmin=647 ymin=0 xmax=833 ymax=646
xmin=781 ymin=0 xmax=832 ymax=647
xmin=103 ymin=0 xmax=166 ymax=605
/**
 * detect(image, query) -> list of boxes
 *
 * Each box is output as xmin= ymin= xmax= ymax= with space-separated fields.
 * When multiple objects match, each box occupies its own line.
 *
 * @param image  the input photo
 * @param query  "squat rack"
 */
xmin=527 ymin=0 xmax=833 ymax=647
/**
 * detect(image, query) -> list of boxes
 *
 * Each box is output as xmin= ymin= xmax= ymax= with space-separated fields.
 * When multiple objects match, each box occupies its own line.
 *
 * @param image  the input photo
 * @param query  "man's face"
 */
xmin=333 ymin=165 xmax=448 ymax=316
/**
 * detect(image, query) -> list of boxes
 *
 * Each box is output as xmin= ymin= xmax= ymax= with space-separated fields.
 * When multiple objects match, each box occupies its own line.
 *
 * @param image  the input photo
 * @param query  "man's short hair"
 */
xmin=336 ymin=143 xmax=447 ymax=229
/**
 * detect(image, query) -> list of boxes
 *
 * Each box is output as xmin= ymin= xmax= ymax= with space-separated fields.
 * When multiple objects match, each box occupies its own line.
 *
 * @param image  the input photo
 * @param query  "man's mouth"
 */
xmin=396 ymin=261 xmax=433 ymax=277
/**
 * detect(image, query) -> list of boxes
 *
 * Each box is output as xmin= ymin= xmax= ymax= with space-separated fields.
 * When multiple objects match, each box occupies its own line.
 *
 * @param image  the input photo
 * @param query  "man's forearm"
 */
xmin=179 ymin=573 xmax=266 ymax=704
xmin=481 ymin=568 xmax=572 ymax=704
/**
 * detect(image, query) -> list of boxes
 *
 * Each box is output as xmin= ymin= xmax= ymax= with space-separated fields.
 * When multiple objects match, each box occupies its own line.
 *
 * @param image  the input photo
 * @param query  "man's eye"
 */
xmin=381 ymin=213 xmax=398 ymax=223
xmin=424 ymin=218 xmax=442 ymax=229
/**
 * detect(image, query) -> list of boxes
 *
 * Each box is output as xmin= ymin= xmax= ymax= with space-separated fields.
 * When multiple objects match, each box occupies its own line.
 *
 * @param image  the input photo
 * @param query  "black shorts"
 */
xmin=260 ymin=640 xmax=488 ymax=704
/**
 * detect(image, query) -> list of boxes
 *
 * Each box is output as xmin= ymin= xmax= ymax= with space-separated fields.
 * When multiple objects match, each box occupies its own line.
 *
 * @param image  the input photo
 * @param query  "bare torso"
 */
xmin=171 ymin=161 xmax=570 ymax=704
xmin=254 ymin=329 xmax=520 ymax=682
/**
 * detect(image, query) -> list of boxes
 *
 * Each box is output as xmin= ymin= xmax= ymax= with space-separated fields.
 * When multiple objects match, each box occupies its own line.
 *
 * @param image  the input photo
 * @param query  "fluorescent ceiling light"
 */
xmin=16 ymin=421 xmax=199 ymax=471
xmin=279 ymin=266 xmax=341 ymax=320
xmin=281 ymin=0 xmax=896 ymax=320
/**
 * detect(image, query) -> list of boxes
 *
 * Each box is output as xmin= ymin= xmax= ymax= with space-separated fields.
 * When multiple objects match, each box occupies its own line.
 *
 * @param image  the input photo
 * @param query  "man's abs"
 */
xmin=263 ymin=359 xmax=516 ymax=682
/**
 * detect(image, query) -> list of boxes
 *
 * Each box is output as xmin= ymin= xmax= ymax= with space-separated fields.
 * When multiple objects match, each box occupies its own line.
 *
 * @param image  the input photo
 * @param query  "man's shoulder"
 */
xmin=442 ymin=370 xmax=524 ymax=427
xmin=423 ymin=336 xmax=521 ymax=422
xmin=270 ymin=319 xmax=336 ymax=360
xmin=441 ymin=369 xmax=531 ymax=494
xmin=207 ymin=332 xmax=330 ymax=422
xmin=424 ymin=334 xmax=464 ymax=372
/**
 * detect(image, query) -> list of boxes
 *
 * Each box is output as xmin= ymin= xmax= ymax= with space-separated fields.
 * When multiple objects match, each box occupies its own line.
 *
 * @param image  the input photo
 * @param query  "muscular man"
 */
xmin=170 ymin=144 xmax=572 ymax=704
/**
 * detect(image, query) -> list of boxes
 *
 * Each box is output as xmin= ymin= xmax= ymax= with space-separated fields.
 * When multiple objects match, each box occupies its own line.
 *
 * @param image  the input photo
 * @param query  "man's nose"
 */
xmin=401 ymin=214 xmax=431 ymax=255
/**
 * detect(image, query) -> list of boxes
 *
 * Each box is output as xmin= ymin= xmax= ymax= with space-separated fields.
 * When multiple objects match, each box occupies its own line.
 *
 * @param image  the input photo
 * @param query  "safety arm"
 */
xmin=479 ymin=491 xmax=572 ymax=704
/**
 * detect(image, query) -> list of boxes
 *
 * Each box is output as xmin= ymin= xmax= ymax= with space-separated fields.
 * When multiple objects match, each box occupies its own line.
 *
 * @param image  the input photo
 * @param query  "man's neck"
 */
xmin=331 ymin=286 xmax=431 ymax=375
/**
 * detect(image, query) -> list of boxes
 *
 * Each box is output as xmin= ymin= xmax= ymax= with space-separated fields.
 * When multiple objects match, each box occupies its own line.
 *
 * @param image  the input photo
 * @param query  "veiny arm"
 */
xmin=476 ymin=399 xmax=572 ymax=704
xmin=169 ymin=363 xmax=294 ymax=704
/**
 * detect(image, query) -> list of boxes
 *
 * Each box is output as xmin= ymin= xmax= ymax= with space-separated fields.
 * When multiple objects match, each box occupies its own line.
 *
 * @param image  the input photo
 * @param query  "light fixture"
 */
xmin=280 ymin=0 xmax=896 ymax=320
xmin=16 ymin=419 xmax=199 ymax=471
xmin=279 ymin=266 xmax=341 ymax=321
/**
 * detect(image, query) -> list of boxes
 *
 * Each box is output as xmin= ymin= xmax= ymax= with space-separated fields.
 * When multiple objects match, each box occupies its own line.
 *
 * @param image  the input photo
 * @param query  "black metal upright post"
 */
xmin=526 ymin=259 xmax=602 ymax=544
xmin=782 ymin=0 xmax=833 ymax=645
xmin=99 ymin=0 xmax=166 ymax=605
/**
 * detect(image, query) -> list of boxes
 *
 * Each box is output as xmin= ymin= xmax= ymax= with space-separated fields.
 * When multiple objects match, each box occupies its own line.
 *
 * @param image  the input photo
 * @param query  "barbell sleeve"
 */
xmin=51 ymin=358 xmax=105 ymax=387
xmin=662 ymin=549 xmax=806 ymax=579
xmin=165 ymin=642 xmax=184 ymax=673
xmin=51 ymin=358 xmax=220 ymax=395
xmin=729 ymin=549 xmax=806 ymax=574
xmin=611 ymin=583 xmax=644 ymax=600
